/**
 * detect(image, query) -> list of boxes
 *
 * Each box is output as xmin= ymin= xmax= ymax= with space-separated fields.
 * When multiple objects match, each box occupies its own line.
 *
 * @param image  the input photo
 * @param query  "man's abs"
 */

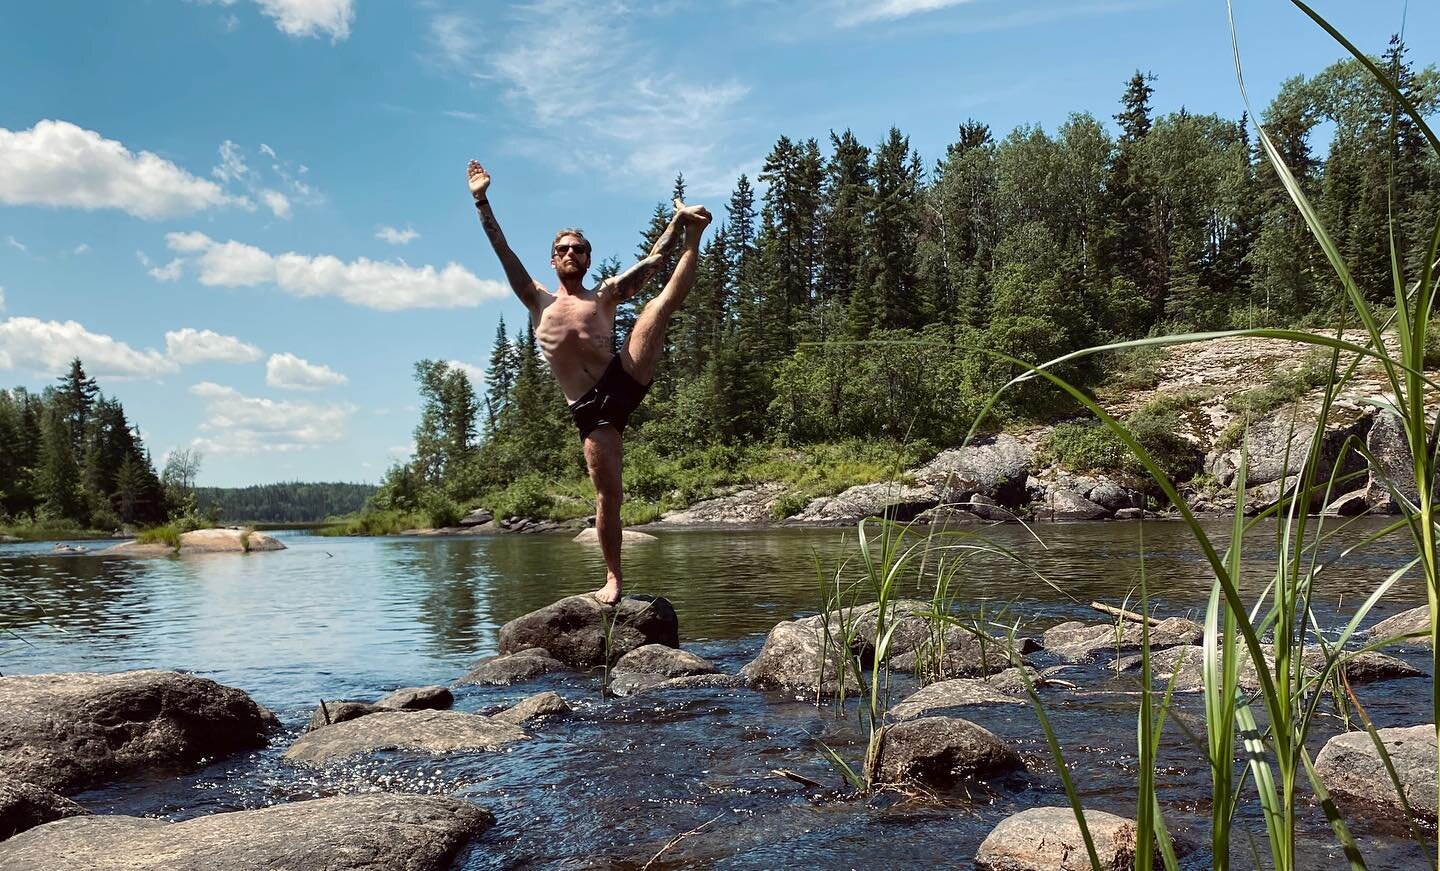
xmin=535 ymin=295 xmax=617 ymax=402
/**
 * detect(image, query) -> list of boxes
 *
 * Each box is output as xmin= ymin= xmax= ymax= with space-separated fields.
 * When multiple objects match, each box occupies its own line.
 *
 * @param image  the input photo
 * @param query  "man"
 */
xmin=467 ymin=159 xmax=711 ymax=605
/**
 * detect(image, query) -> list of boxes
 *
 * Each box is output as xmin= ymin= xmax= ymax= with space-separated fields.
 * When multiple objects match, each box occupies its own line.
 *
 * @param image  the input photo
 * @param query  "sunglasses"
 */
xmin=553 ymin=244 xmax=588 ymax=255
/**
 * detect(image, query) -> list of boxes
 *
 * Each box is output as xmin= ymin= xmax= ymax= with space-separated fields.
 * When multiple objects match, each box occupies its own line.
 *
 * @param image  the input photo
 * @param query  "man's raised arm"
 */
xmin=602 ymin=198 xmax=690 ymax=304
xmin=468 ymin=160 xmax=546 ymax=313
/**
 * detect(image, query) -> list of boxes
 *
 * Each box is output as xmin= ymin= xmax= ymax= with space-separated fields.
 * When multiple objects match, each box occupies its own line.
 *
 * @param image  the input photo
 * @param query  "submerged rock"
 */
xmin=1118 ymin=643 xmax=1419 ymax=692
xmin=377 ymin=685 xmax=454 ymax=710
xmin=493 ymin=691 xmax=571 ymax=726
xmin=887 ymin=668 xmax=1034 ymax=721
xmin=740 ymin=620 xmax=859 ymax=698
xmin=283 ymin=710 xmax=527 ymax=765
xmin=1042 ymin=618 xmax=1202 ymax=663
xmin=457 ymin=648 xmax=566 ymax=686
xmin=497 ymin=595 xmax=679 ymax=667
xmin=1367 ymin=605 xmax=1432 ymax=646
xmin=872 ymin=716 xmax=1023 ymax=788
xmin=975 ymin=806 xmax=1141 ymax=871
xmin=0 ymin=793 xmax=494 ymax=870
xmin=612 ymin=644 xmax=718 ymax=678
xmin=0 ymin=670 xmax=277 ymax=795
xmin=572 ymin=528 xmax=658 ymax=544
xmin=0 ymin=776 xmax=88 ymax=842
xmin=1315 ymin=724 xmax=1437 ymax=821
xmin=607 ymin=672 xmax=667 ymax=697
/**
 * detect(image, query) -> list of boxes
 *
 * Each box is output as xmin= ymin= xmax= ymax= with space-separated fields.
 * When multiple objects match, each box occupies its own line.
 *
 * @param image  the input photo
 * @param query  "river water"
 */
xmin=1 ymin=521 xmax=1434 ymax=869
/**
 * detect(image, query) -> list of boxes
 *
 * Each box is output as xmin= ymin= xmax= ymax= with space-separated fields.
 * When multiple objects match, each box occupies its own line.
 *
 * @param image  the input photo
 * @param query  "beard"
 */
xmin=556 ymin=260 xmax=587 ymax=280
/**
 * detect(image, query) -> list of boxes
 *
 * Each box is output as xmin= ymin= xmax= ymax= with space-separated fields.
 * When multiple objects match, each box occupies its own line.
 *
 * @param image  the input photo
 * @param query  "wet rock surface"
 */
xmin=376 ymin=685 xmax=454 ymax=710
xmin=1042 ymin=618 xmax=1202 ymax=663
xmin=888 ymin=668 xmax=1034 ymax=721
xmin=612 ymin=643 xmax=718 ymax=677
xmin=873 ymin=716 xmax=1024 ymax=787
xmin=740 ymin=620 xmax=859 ymax=697
xmin=493 ymin=691 xmax=571 ymax=726
xmin=456 ymin=648 xmax=567 ymax=686
xmin=1368 ymin=605 xmax=1432 ymax=646
xmin=497 ymin=595 xmax=679 ymax=667
xmin=0 ymin=776 xmax=88 ymax=842
xmin=1315 ymin=724 xmax=1437 ymax=821
xmin=975 ymin=806 xmax=1141 ymax=871
xmin=283 ymin=710 xmax=528 ymax=765
xmin=0 ymin=793 xmax=494 ymax=871
xmin=305 ymin=700 xmax=388 ymax=732
xmin=0 ymin=670 xmax=277 ymax=794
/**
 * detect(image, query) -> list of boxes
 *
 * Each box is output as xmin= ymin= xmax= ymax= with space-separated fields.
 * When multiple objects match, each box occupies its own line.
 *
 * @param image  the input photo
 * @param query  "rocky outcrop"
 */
xmin=1315 ymin=724 xmax=1437 ymax=820
xmin=1042 ymin=618 xmax=1202 ymax=663
xmin=376 ymin=685 xmax=454 ymax=710
xmin=493 ymin=691 xmax=571 ymax=726
xmin=283 ymin=710 xmax=527 ymax=765
xmin=740 ymin=621 xmax=859 ymax=698
xmin=612 ymin=644 xmax=717 ymax=678
xmin=459 ymin=508 xmax=493 ymax=527
xmin=497 ymin=595 xmax=679 ymax=667
xmin=872 ymin=716 xmax=1023 ymax=788
xmin=1212 ymin=403 xmax=1371 ymax=511
xmin=456 ymin=648 xmax=566 ymax=686
xmin=975 ymin=806 xmax=1142 ymax=871
xmin=572 ymin=528 xmax=658 ymax=544
xmin=660 ymin=483 xmax=788 ymax=525
xmin=917 ymin=434 xmax=1034 ymax=507
xmin=1367 ymin=605 xmax=1432 ymax=646
xmin=1363 ymin=410 xmax=1417 ymax=512
xmin=106 ymin=527 xmax=285 ymax=557
xmin=0 ymin=671 xmax=277 ymax=794
xmin=888 ymin=668 xmax=1034 ymax=721
xmin=1033 ymin=489 xmax=1110 ymax=521
xmin=0 ymin=793 xmax=494 ymax=871
xmin=788 ymin=481 xmax=940 ymax=525
xmin=0 ymin=777 xmax=87 ymax=842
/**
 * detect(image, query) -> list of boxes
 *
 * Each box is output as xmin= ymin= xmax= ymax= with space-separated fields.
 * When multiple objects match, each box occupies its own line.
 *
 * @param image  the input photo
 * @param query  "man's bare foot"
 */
xmin=592 ymin=582 xmax=622 ymax=606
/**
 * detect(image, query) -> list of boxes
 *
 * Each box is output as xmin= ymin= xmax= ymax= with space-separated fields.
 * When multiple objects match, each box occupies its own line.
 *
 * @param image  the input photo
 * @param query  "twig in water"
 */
xmin=770 ymin=768 xmax=823 ymax=789
xmin=319 ymin=699 xmax=332 ymax=726
xmin=1090 ymin=600 xmax=1162 ymax=627
xmin=640 ymin=813 xmax=724 ymax=870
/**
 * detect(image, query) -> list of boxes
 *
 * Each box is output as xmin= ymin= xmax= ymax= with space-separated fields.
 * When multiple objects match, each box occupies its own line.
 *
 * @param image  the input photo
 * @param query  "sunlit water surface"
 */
xmin=1 ymin=522 xmax=1434 ymax=869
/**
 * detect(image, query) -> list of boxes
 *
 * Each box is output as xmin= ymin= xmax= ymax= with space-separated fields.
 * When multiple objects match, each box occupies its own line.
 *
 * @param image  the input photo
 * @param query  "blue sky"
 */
xmin=0 ymin=0 xmax=1434 ymax=487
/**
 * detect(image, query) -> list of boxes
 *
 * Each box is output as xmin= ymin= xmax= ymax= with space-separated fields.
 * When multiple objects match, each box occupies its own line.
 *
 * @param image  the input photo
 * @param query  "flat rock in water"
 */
xmin=283 ymin=710 xmax=527 ymax=765
xmin=456 ymin=648 xmax=566 ymax=686
xmin=0 ymin=776 xmax=88 ymax=842
xmin=607 ymin=672 xmax=667 ymax=697
xmin=975 ymin=806 xmax=1142 ymax=871
xmin=788 ymin=481 xmax=939 ymax=524
xmin=492 ymin=691 xmax=571 ymax=726
xmin=1300 ymin=648 xmax=1423 ymax=684
xmin=1120 ymin=644 xmax=1420 ymax=692
xmin=377 ymin=685 xmax=454 ymax=710
xmin=1367 ymin=605 xmax=1432 ymax=646
xmin=1042 ymin=618 xmax=1201 ymax=663
xmin=0 ymin=670 xmax=277 ymax=794
xmin=873 ymin=716 xmax=1023 ymax=788
xmin=305 ymin=700 xmax=388 ymax=733
xmin=105 ymin=528 xmax=284 ymax=556
xmin=641 ymin=673 xmax=749 ymax=693
xmin=0 ymin=793 xmax=494 ymax=871
xmin=612 ymin=643 xmax=718 ymax=677
xmin=572 ymin=527 xmax=658 ymax=544
xmin=1315 ymin=724 xmax=1437 ymax=821
xmin=739 ymin=620 xmax=859 ymax=698
xmin=497 ymin=595 xmax=679 ymax=667
xmin=888 ymin=668 xmax=1033 ymax=721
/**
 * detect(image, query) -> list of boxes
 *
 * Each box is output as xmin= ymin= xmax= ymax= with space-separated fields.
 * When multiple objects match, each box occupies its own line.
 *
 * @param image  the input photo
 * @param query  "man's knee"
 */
xmin=595 ymin=485 xmax=623 ymax=517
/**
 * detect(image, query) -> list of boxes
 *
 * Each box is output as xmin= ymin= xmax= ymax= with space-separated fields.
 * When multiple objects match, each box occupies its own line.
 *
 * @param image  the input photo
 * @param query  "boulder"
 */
xmin=607 ymin=672 xmax=667 ymax=697
xmin=1300 ymin=648 xmax=1423 ymax=684
xmin=1365 ymin=410 xmax=1417 ymax=512
xmin=283 ymin=710 xmax=527 ymax=765
xmin=1315 ymin=724 xmax=1436 ymax=820
xmin=0 ymin=777 xmax=88 ymax=842
xmin=497 ymin=595 xmax=679 ymax=667
xmin=975 ymin=806 xmax=1142 ymax=871
xmin=916 ymin=434 xmax=1034 ymax=508
xmin=872 ymin=716 xmax=1023 ymax=787
xmin=1042 ymin=618 xmax=1202 ymax=663
xmin=1227 ymin=405 xmax=1371 ymax=492
xmin=639 ymin=673 xmax=749 ymax=693
xmin=658 ymin=483 xmax=787 ymax=525
xmin=740 ymin=620 xmax=859 ymax=698
xmin=1112 ymin=507 xmax=1144 ymax=521
xmin=888 ymin=627 xmax=1033 ymax=680
xmin=456 ymin=648 xmax=566 ymax=686
xmin=0 ymin=671 xmax=278 ymax=794
xmin=1323 ymin=488 xmax=1371 ymax=517
xmin=612 ymin=644 xmax=718 ymax=678
xmin=305 ymin=700 xmax=388 ymax=733
xmin=572 ymin=528 xmax=658 ymax=544
xmin=1367 ymin=605 xmax=1432 ymax=646
xmin=458 ymin=508 xmax=493 ymax=528
xmin=376 ymin=685 xmax=454 ymax=710
xmin=1085 ymin=480 xmax=1138 ymax=513
xmin=493 ymin=691 xmax=571 ymax=726
xmin=1118 ymin=643 xmax=1418 ymax=692
xmin=1034 ymin=490 xmax=1110 ymax=521
xmin=105 ymin=528 xmax=285 ymax=557
xmin=888 ymin=668 xmax=1034 ymax=721
xmin=788 ymin=481 xmax=939 ymax=524
xmin=0 ymin=793 xmax=493 ymax=870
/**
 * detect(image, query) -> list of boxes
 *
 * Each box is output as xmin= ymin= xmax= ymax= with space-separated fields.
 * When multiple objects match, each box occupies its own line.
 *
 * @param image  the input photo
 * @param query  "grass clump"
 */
xmin=315 ymin=508 xmax=428 ymax=536
xmin=1041 ymin=392 xmax=1206 ymax=486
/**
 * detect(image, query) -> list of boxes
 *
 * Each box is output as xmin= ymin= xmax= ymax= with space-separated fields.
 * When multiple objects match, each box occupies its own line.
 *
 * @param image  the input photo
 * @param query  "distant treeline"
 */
xmin=197 ymin=482 xmax=378 ymax=523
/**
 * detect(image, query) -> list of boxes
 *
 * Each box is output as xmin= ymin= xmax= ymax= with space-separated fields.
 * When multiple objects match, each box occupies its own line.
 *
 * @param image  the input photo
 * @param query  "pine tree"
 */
xmin=819 ymin=130 xmax=873 ymax=309
xmin=483 ymin=316 xmax=514 ymax=435
xmin=35 ymin=407 xmax=84 ymax=523
xmin=1107 ymin=71 xmax=1167 ymax=320
xmin=54 ymin=358 xmax=99 ymax=456
xmin=851 ymin=127 xmax=924 ymax=335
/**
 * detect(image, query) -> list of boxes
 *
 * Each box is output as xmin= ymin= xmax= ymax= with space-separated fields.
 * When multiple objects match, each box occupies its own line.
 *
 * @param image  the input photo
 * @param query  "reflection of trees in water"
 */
xmin=383 ymin=540 xmax=489 ymax=656
xmin=0 ymin=555 xmax=162 ymax=649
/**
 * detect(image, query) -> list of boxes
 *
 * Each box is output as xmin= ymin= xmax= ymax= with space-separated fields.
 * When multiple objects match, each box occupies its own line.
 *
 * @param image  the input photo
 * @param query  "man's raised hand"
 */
xmin=672 ymin=198 xmax=712 ymax=228
xmin=468 ymin=160 xmax=491 ymax=201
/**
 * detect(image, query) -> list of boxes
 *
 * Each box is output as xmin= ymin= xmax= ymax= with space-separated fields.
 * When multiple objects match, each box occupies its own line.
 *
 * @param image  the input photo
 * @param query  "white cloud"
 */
xmin=0 ymin=287 xmax=6 ymax=312
xmin=834 ymin=0 xmax=977 ymax=26
xmin=189 ymin=381 xmax=354 ymax=454
xmin=5 ymin=236 xmax=24 ymax=253
xmin=429 ymin=13 xmax=474 ymax=68
xmin=149 ymin=258 xmax=184 ymax=282
xmin=164 ymin=231 xmax=508 ymax=310
xmin=0 ymin=317 xmax=177 ymax=378
xmin=0 ymin=120 xmax=239 ymax=219
xmin=387 ymin=442 xmax=415 ymax=459
xmin=255 ymin=0 xmax=353 ymax=40
xmin=447 ymin=360 xmax=486 ymax=385
xmin=212 ymin=140 xmax=311 ymax=216
xmin=165 ymin=328 xmax=263 ymax=365
xmin=261 ymin=189 xmax=291 ymax=218
xmin=72 ymin=243 xmax=89 ymax=255
xmin=266 ymin=352 xmax=348 ymax=390
xmin=375 ymin=225 xmax=419 ymax=245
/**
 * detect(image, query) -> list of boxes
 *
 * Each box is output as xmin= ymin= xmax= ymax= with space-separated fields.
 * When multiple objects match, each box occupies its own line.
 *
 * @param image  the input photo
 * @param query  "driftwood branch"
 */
xmin=770 ymin=768 xmax=823 ymax=789
xmin=641 ymin=813 xmax=724 ymax=870
xmin=1089 ymin=601 xmax=1162 ymax=627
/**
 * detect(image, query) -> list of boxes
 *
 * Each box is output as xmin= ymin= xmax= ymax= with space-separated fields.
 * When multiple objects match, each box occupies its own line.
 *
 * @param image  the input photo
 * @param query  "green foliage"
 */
xmin=1043 ymin=392 xmax=1206 ymax=484
xmin=486 ymin=474 xmax=555 ymax=520
xmin=315 ymin=509 xmax=429 ymax=537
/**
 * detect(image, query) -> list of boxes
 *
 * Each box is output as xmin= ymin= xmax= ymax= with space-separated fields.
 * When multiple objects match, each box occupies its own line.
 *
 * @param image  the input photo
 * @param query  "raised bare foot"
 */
xmin=592 ymin=582 xmax=622 ymax=606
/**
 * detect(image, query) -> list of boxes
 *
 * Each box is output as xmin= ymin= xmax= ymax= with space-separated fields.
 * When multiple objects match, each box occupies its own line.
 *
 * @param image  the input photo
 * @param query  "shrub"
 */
xmin=419 ymin=488 xmax=462 ymax=528
xmin=490 ymin=474 xmax=554 ymax=519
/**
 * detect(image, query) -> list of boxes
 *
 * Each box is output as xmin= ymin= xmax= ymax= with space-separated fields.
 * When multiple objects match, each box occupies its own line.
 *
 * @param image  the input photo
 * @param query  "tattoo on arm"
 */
xmin=611 ymin=214 xmax=686 ymax=302
xmin=475 ymin=201 xmax=540 ymax=308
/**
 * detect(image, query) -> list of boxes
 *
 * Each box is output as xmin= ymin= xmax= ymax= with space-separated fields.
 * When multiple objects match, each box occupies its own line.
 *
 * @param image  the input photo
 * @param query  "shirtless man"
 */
xmin=468 ymin=159 xmax=712 ymax=605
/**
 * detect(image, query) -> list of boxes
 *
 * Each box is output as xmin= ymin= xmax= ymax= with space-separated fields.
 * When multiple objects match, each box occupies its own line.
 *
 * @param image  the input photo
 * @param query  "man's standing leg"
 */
xmin=584 ymin=426 xmax=625 ymax=604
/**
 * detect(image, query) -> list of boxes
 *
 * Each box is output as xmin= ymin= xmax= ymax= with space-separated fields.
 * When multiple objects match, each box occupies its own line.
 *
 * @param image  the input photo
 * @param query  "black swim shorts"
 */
xmin=568 ymin=355 xmax=651 ymax=440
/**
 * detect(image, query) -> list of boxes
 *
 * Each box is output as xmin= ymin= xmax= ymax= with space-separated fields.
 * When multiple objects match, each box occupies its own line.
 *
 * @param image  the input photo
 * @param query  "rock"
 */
xmin=659 ymin=483 xmax=788 ymax=525
xmin=1365 ymin=410 xmax=1417 ymax=512
xmin=283 ymin=710 xmax=527 ymax=765
xmin=1042 ymin=618 xmax=1202 ymax=663
xmin=1315 ymin=724 xmax=1437 ymax=820
xmin=872 ymin=716 xmax=1023 ymax=787
xmin=305 ymin=700 xmax=388 ymax=733
xmin=458 ymin=508 xmax=493 ymax=527
xmin=1324 ymin=488 xmax=1371 ymax=517
xmin=916 ymin=434 xmax=1034 ymax=508
xmin=0 ymin=776 xmax=88 ymax=842
xmin=1120 ymin=643 xmax=1418 ymax=692
xmin=105 ymin=527 xmax=285 ymax=557
xmin=497 ymin=595 xmax=679 ymax=667
xmin=493 ymin=691 xmax=571 ymax=726
xmin=0 ymin=793 xmax=493 ymax=870
xmin=376 ymin=685 xmax=454 ymax=710
xmin=641 ymin=673 xmax=750 ymax=693
xmin=789 ymin=481 xmax=940 ymax=524
xmin=1368 ymin=605 xmax=1432 ymax=646
xmin=607 ymin=672 xmax=667 ymax=697
xmin=1300 ymin=648 xmax=1424 ymax=684
xmin=888 ymin=627 xmax=1033 ymax=679
xmin=1085 ymin=480 xmax=1137 ymax=512
xmin=0 ymin=670 xmax=278 ymax=795
xmin=572 ymin=527 xmax=658 ymax=544
xmin=612 ymin=644 xmax=718 ymax=677
xmin=888 ymin=668 xmax=1034 ymax=721
xmin=455 ymin=649 xmax=566 ymax=686
xmin=1034 ymin=490 xmax=1110 ymax=521
xmin=975 ymin=806 xmax=1142 ymax=871
xmin=1231 ymin=405 xmax=1371 ymax=491
xmin=740 ymin=620 xmax=859 ymax=697
xmin=1113 ymin=507 xmax=1144 ymax=520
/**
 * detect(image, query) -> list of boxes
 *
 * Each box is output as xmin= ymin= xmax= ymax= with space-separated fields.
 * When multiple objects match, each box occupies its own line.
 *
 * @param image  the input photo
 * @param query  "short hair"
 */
xmin=551 ymin=228 xmax=591 ymax=256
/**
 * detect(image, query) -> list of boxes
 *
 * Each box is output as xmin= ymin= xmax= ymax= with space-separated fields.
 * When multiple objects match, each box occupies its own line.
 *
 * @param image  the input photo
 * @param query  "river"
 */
xmin=1 ymin=521 xmax=1434 ymax=868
